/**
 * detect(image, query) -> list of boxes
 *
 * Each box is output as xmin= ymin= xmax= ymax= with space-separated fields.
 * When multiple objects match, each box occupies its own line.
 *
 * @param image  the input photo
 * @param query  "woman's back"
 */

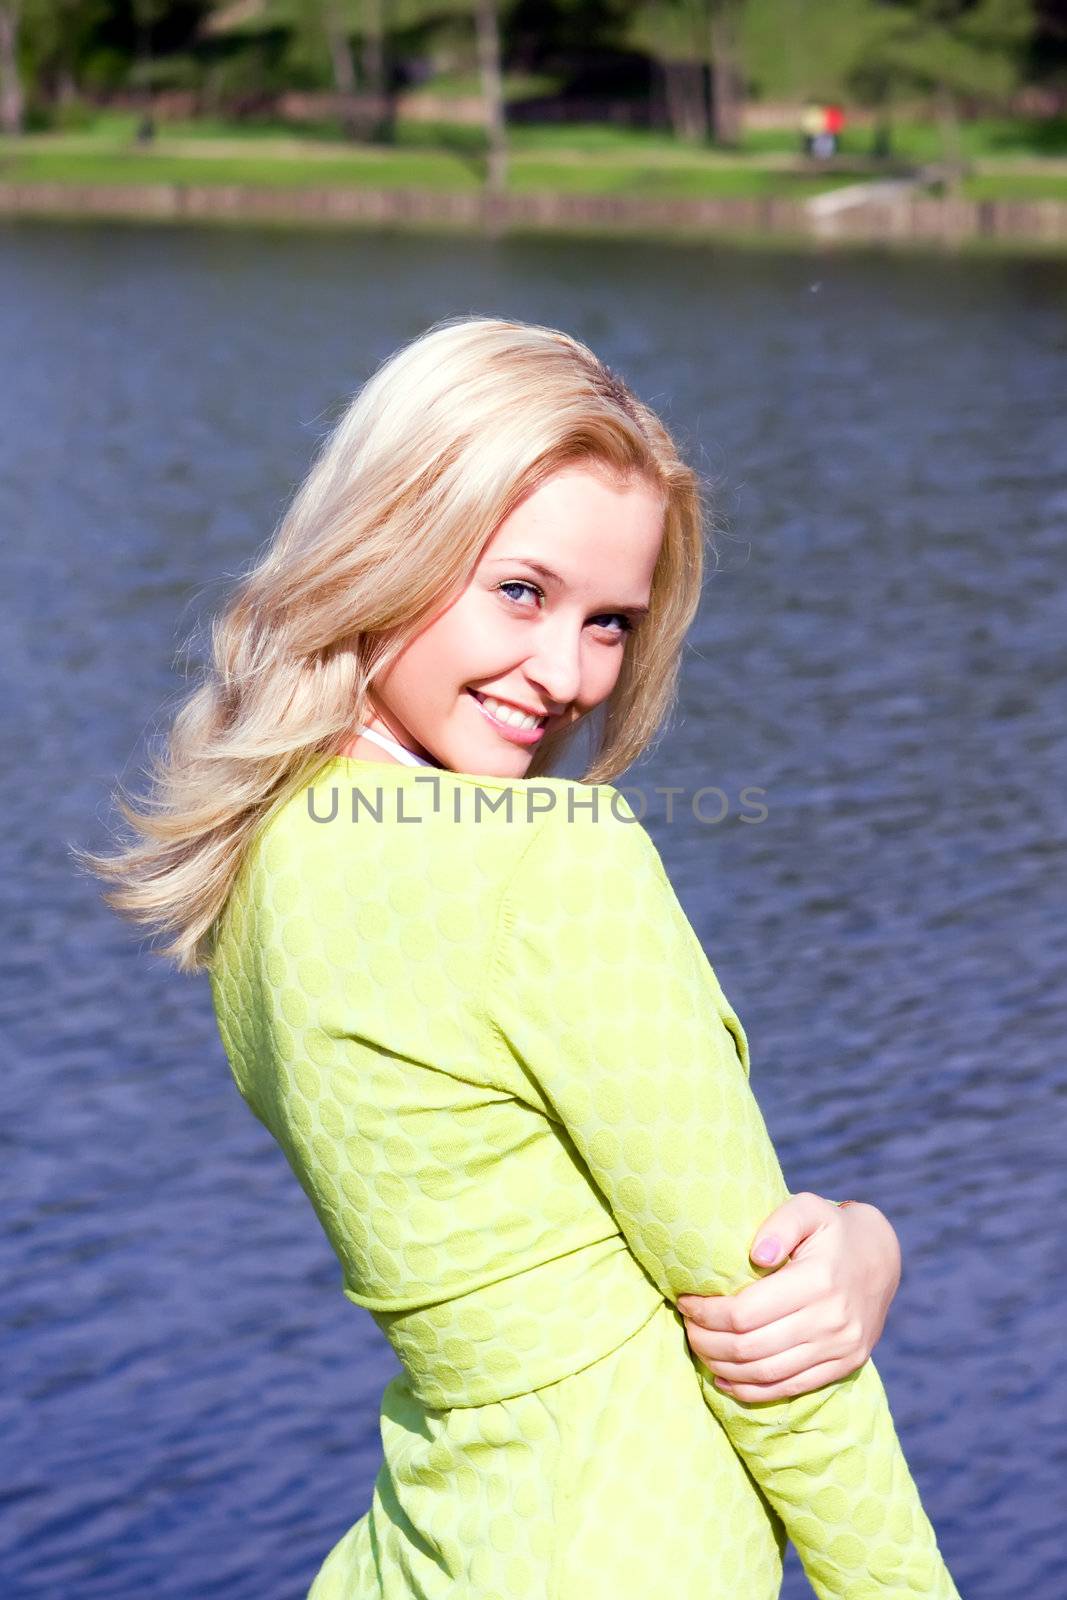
xmin=209 ymin=755 xmax=960 ymax=1600
xmin=211 ymin=756 xmax=666 ymax=1408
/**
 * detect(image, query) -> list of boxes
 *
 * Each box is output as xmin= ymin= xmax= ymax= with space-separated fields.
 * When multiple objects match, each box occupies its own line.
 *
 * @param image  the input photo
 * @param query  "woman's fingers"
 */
xmin=689 ymin=1315 xmax=867 ymax=1387
xmin=679 ymin=1255 xmax=838 ymax=1336
xmin=682 ymin=1301 xmax=825 ymax=1370
xmin=711 ymin=1355 xmax=856 ymax=1403
xmin=704 ymin=1335 xmax=826 ymax=1387
xmin=679 ymin=1260 xmax=865 ymax=1392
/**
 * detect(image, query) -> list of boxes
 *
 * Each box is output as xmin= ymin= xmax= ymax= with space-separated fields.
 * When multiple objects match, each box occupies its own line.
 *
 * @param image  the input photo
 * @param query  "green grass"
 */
xmin=0 ymin=148 xmax=484 ymax=190
xmin=4 ymin=108 xmax=1067 ymax=206
xmin=0 ymin=123 xmax=861 ymax=200
xmin=25 ymin=107 xmax=682 ymax=158
xmin=7 ymin=109 xmax=793 ymax=163
xmin=961 ymin=173 xmax=1067 ymax=202
xmin=738 ymin=116 xmax=1067 ymax=161
xmin=22 ymin=104 xmax=1067 ymax=162
xmin=0 ymin=146 xmax=862 ymax=200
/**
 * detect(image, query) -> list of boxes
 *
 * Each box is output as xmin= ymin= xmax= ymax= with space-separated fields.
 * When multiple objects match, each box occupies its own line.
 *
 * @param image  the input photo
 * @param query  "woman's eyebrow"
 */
xmin=488 ymin=556 xmax=563 ymax=585
xmin=487 ymin=556 xmax=650 ymax=615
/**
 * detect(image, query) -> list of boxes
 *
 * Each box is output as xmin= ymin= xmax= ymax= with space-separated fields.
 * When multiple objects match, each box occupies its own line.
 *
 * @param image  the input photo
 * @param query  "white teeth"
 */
xmin=475 ymin=693 xmax=545 ymax=731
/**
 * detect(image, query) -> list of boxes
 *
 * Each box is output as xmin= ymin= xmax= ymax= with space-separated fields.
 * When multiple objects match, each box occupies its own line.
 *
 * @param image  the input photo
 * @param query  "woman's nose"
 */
xmin=525 ymin=622 xmax=583 ymax=711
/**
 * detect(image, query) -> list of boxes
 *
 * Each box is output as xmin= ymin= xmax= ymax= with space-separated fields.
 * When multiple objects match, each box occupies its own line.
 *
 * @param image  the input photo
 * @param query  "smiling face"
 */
xmin=344 ymin=462 xmax=666 ymax=778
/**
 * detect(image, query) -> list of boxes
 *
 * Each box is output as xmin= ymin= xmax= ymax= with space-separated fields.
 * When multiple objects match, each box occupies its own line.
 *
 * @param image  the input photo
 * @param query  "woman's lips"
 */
xmin=466 ymin=689 xmax=547 ymax=745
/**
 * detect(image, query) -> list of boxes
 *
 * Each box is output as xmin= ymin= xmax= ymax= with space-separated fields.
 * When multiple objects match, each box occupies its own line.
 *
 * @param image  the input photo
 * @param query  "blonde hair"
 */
xmin=71 ymin=315 xmax=713 ymax=975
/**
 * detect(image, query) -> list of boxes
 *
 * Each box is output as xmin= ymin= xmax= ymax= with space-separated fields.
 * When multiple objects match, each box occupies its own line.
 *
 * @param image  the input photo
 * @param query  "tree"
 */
xmin=627 ymin=0 xmax=710 ymax=141
xmin=315 ymin=0 xmax=394 ymax=139
xmin=475 ymin=0 xmax=506 ymax=195
xmin=321 ymin=0 xmax=359 ymax=133
xmin=131 ymin=0 xmax=171 ymax=140
xmin=708 ymin=0 xmax=743 ymax=145
xmin=4 ymin=0 xmax=118 ymax=128
xmin=390 ymin=0 xmax=510 ymax=197
xmin=626 ymin=0 xmax=749 ymax=146
xmin=359 ymin=0 xmax=384 ymax=122
xmin=863 ymin=0 xmax=1035 ymax=187
xmin=201 ymin=0 xmax=394 ymax=138
xmin=0 ymin=0 xmax=22 ymax=134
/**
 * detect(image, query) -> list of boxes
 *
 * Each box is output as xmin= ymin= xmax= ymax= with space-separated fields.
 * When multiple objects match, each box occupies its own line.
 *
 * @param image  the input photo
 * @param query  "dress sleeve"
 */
xmin=486 ymin=788 xmax=961 ymax=1600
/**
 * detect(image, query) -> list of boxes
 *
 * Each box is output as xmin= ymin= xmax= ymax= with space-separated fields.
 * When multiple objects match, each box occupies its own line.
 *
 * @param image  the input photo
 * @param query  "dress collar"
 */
xmin=351 ymin=723 xmax=440 ymax=769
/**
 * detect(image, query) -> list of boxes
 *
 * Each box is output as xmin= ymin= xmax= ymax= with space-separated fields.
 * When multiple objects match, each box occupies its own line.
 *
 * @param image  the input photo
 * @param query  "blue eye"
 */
xmin=498 ymin=580 xmax=542 ymax=605
xmin=496 ymin=580 xmax=635 ymax=637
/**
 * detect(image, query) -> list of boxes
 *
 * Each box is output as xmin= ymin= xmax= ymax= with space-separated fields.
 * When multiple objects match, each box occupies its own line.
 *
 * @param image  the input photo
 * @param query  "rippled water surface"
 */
xmin=2 ymin=221 xmax=1064 ymax=1599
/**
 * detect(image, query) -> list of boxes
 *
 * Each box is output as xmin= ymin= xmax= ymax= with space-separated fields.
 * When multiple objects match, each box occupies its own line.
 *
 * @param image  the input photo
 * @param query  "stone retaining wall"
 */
xmin=1 ymin=180 xmax=1064 ymax=250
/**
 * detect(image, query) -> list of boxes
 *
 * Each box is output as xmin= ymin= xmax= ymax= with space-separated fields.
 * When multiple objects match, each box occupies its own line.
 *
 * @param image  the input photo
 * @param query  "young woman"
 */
xmin=80 ymin=316 xmax=959 ymax=1598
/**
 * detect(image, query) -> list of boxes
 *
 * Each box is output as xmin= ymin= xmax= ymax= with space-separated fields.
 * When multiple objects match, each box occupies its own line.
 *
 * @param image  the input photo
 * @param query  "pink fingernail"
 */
xmin=753 ymin=1236 xmax=780 ymax=1264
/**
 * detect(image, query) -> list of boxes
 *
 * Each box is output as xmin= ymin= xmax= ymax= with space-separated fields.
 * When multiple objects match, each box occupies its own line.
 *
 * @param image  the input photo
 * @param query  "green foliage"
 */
xmin=80 ymin=46 xmax=134 ymax=92
xmin=16 ymin=0 xmax=213 ymax=100
xmin=740 ymin=0 xmax=890 ymax=101
xmin=623 ymin=0 xmax=711 ymax=66
xmin=863 ymin=0 xmax=1035 ymax=101
xmin=19 ymin=0 xmax=112 ymax=85
xmin=128 ymin=50 xmax=204 ymax=88
xmin=624 ymin=0 xmax=1037 ymax=105
xmin=2 ymin=0 xmax=1048 ymax=129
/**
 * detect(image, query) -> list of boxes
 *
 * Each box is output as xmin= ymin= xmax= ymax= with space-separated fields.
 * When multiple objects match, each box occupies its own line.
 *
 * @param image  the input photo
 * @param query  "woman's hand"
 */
xmin=677 ymin=1192 xmax=902 ymax=1402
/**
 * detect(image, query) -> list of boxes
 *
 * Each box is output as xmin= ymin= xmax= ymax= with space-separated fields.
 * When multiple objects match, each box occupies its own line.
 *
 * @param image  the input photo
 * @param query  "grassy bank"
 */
xmin=0 ymin=114 xmax=867 ymax=201
xmin=5 ymin=112 xmax=1067 ymax=204
xmin=22 ymin=106 xmax=1067 ymax=160
xmin=4 ymin=111 xmax=1067 ymax=251
xmin=0 ymin=148 xmax=874 ymax=201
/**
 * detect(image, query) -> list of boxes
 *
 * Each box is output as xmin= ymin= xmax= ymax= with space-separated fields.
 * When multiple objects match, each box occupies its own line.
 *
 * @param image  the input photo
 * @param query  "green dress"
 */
xmin=208 ymin=755 xmax=961 ymax=1600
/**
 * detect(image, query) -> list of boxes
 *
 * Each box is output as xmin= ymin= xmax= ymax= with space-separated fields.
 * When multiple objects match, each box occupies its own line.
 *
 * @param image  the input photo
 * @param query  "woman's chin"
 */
xmin=435 ymin=736 xmax=534 ymax=780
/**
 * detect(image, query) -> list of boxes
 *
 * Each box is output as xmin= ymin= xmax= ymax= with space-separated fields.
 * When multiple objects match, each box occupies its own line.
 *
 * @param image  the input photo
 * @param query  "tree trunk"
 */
xmin=871 ymin=105 xmax=893 ymax=160
xmin=475 ymin=0 xmax=507 ymax=202
xmin=361 ymin=0 xmax=383 ymax=93
xmin=134 ymin=2 xmax=155 ymax=143
xmin=0 ymin=2 xmax=23 ymax=137
xmin=644 ymin=0 xmax=708 ymax=139
xmin=708 ymin=0 xmax=742 ymax=147
xmin=935 ymin=79 xmax=964 ymax=197
xmin=690 ymin=61 xmax=709 ymax=141
xmin=663 ymin=59 xmax=686 ymax=138
xmin=323 ymin=0 xmax=360 ymax=140
xmin=663 ymin=59 xmax=707 ymax=142
xmin=360 ymin=0 xmax=391 ymax=140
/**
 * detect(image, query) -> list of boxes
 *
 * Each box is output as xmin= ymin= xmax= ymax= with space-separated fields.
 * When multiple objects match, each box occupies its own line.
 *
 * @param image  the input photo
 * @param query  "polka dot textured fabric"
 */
xmin=208 ymin=756 xmax=961 ymax=1599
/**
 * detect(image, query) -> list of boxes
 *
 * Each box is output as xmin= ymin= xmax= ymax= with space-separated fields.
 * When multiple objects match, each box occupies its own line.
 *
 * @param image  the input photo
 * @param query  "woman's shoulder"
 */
xmin=501 ymin=778 xmax=670 ymax=905
xmin=240 ymin=762 xmax=666 ymax=920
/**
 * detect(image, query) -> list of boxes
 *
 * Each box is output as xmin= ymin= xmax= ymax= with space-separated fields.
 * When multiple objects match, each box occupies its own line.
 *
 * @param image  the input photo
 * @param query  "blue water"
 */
xmin=1 ymin=220 xmax=1064 ymax=1598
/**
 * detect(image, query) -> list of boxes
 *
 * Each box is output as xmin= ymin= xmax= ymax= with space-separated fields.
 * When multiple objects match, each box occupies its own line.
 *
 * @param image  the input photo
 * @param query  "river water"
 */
xmin=1 ymin=220 xmax=1064 ymax=1598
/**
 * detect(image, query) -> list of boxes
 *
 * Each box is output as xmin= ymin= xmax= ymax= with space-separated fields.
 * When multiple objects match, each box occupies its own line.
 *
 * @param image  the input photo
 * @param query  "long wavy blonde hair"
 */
xmin=71 ymin=315 xmax=714 ymax=976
